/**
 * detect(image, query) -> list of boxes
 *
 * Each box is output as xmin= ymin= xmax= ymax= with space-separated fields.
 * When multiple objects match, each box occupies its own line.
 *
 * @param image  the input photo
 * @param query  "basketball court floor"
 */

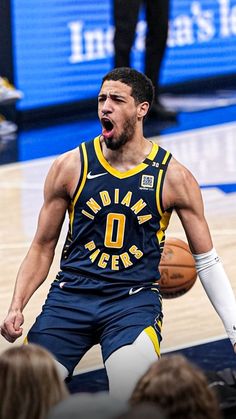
xmin=0 ymin=91 xmax=236 ymax=390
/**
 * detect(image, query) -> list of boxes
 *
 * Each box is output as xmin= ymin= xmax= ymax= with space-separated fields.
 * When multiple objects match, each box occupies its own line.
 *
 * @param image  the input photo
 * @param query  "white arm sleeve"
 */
xmin=193 ymin=248 xmax=236 ymax=347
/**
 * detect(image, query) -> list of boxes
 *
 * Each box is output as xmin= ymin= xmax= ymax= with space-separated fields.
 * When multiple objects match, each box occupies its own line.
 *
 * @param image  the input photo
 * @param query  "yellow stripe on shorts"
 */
xmin=144 ymin=326 xmax=160 ymax=357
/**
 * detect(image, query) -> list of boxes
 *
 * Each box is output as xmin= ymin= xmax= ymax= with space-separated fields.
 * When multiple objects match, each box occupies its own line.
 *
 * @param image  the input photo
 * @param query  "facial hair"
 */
xmin=104 ymin=114 xmax=137 ymax=151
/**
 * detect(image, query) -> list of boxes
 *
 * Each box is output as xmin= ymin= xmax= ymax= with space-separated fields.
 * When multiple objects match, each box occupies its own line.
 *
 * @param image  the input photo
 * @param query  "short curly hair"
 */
xmin=101 ymin=67 xmax=154 ymax=109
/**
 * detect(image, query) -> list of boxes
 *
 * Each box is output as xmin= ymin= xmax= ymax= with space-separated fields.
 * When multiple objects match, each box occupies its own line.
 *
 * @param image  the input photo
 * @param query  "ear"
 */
xmin=137 ymin=101 xmax=150 ymax=119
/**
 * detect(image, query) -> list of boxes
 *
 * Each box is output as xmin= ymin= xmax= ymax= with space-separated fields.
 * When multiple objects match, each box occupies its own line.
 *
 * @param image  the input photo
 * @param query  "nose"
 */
xmin=101 ymin=97 xmax=112 ymax=114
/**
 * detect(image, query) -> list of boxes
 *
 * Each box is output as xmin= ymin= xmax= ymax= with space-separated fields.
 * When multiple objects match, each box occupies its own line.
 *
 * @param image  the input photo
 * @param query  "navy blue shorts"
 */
xmin=27 ymin=272 xmax=163 ymax=374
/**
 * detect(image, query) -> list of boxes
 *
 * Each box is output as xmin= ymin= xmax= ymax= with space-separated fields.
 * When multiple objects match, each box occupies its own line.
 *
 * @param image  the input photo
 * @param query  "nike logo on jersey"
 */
xmin=129 ymin=287 xmax=144 ymax=295
xmin=87 ymin=171 xmax=107 ymax=179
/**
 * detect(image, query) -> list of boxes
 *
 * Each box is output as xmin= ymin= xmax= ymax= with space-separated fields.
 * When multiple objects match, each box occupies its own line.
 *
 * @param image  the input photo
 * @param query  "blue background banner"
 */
xmin=11 ymin=0 xmax=236 ymax=110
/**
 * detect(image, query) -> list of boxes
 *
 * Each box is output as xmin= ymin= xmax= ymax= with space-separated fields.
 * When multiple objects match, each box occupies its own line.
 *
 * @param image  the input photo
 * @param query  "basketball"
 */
xmin=158 ymin=237 xmax=197 ymax=299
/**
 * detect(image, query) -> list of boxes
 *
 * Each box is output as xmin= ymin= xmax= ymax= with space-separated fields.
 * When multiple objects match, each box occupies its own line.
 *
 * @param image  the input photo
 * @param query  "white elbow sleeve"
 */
xmin=193 ymin=248 xmax=236 ymax=347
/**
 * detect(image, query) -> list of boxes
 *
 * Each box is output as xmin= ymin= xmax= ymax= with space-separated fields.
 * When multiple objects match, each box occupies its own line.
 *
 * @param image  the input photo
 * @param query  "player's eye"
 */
xmin=112 ymin=96 xmax=124 ymax=102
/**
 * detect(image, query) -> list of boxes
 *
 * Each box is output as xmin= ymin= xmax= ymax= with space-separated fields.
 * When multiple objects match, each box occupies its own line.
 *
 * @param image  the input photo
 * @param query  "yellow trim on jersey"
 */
xmin=156 ymin=210 xmax=171 ymax=244
xmin=94 ymin=136 xmax=159 ymax=179
xmin=69 ymin=142 xmax=88 ymax=233
xmin=156 ymin=150 xmax=171 ymax=245
xmin=162 ymin=150 xmax=171 ymax=165
xmin=156 ymin=150 xmax=171 ymax=216
xmin=144 ymin=326 xmax=160 ymax=357
xmin=156 ymin=169 xmax=164 ymax=216
xmin=23 ymin=336 xmax=28 ymax=345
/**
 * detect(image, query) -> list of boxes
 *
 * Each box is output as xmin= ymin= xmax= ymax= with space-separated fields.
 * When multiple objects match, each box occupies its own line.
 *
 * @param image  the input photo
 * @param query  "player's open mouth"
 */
xmin=101 ymin=117 xmax=115 ymax=139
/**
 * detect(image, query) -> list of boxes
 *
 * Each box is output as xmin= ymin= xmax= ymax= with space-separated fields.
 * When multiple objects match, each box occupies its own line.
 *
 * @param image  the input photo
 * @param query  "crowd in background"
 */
xmin=0 ymin=342 xmax=232 ymax=419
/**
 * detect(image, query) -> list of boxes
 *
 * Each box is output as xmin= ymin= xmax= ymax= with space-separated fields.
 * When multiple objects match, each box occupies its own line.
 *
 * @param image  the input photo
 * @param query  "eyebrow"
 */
xmin=98 ymin=92 xmax=127 ymax=100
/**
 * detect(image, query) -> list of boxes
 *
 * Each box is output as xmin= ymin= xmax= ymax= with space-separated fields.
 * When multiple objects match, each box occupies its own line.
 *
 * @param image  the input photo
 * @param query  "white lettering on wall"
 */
xmin=219 ymin=0 xmax=236 ymax=36
xmin=69 ymin=21 xmax=114 ymax=62
xmin=134 ymin=21 xmax=147 ymax=52
xmin=68 ymin=21 xmax=84 ymax=63
xmin=192 ymin=2 xmax=215 ymax=42
xmin=168 ymin=15 xmax=194 ymax=47
xmin=68 ymin=0 xmax=236 ymax=63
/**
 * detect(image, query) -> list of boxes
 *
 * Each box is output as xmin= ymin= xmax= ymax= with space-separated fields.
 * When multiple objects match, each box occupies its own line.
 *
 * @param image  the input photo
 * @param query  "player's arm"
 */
xmin=163 ymin=158 xmax=236 ymax=352
xmin=1 ymin=150 xmax=80 ymax=342
xmin=162 ymin=157 xmax=212 ymax=253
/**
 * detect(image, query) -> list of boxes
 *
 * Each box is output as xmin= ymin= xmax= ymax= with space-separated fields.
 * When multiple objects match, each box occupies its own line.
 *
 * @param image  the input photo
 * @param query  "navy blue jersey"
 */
xmin=60 ymin=136 xmax=172 ymax=286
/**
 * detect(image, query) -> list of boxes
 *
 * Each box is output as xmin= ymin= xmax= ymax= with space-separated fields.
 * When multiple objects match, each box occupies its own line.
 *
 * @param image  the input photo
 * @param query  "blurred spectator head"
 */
xmin=116 ymin=401 xmax=167 ymax=419
xmin=130 ymin=354 xmax=222 ymax=419
xmin=0 ymin=343 xmax=69 ymax=419
xmin=47 ymin=391 xmax=127 ymax=419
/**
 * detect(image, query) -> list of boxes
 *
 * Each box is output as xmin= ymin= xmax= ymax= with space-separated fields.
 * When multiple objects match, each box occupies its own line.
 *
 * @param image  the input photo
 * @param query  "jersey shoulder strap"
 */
xmin=144 ymin=144 xmax=172 ymax=169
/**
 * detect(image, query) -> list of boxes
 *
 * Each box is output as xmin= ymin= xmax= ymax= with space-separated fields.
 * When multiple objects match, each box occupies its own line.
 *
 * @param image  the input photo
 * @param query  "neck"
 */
xmin=100 ymin=135 xmax=153 ymax=172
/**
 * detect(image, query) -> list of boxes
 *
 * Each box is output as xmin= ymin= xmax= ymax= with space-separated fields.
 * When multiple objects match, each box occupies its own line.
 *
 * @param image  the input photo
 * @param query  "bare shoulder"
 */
xmin=52 ymin=147 xmax=80 ymax=174
xmin=167 ymin=157 xmax=196 ymax=184
xmin=46 ymin=147 xmax=81 ymax=198
xmin=163 ymin=157 xmax=213 ymax=252
xmin=163 ymin=157 xmax=201 ymax=209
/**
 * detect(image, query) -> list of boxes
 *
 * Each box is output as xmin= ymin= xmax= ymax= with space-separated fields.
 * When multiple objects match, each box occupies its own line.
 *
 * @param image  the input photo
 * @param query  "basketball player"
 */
xmin=1 ymin=68 xmax=236 ymax=401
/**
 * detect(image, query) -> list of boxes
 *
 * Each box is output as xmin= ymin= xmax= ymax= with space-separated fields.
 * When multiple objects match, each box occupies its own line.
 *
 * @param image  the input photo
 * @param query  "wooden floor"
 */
xmin=0 ymin=121 xmax=236 ymax=372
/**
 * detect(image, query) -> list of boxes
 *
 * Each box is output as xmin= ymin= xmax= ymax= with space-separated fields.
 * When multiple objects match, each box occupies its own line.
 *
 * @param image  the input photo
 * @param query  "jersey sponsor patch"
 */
xmin=140 ymin=174 xmax=154 ymax=189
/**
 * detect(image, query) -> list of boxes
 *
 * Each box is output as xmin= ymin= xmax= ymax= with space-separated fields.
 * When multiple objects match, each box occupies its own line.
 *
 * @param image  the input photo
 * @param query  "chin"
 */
xmin=105 ymin=133 xmax=129 ymax=151
xmin=105 ymin=136 xmax=119 ymax=150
